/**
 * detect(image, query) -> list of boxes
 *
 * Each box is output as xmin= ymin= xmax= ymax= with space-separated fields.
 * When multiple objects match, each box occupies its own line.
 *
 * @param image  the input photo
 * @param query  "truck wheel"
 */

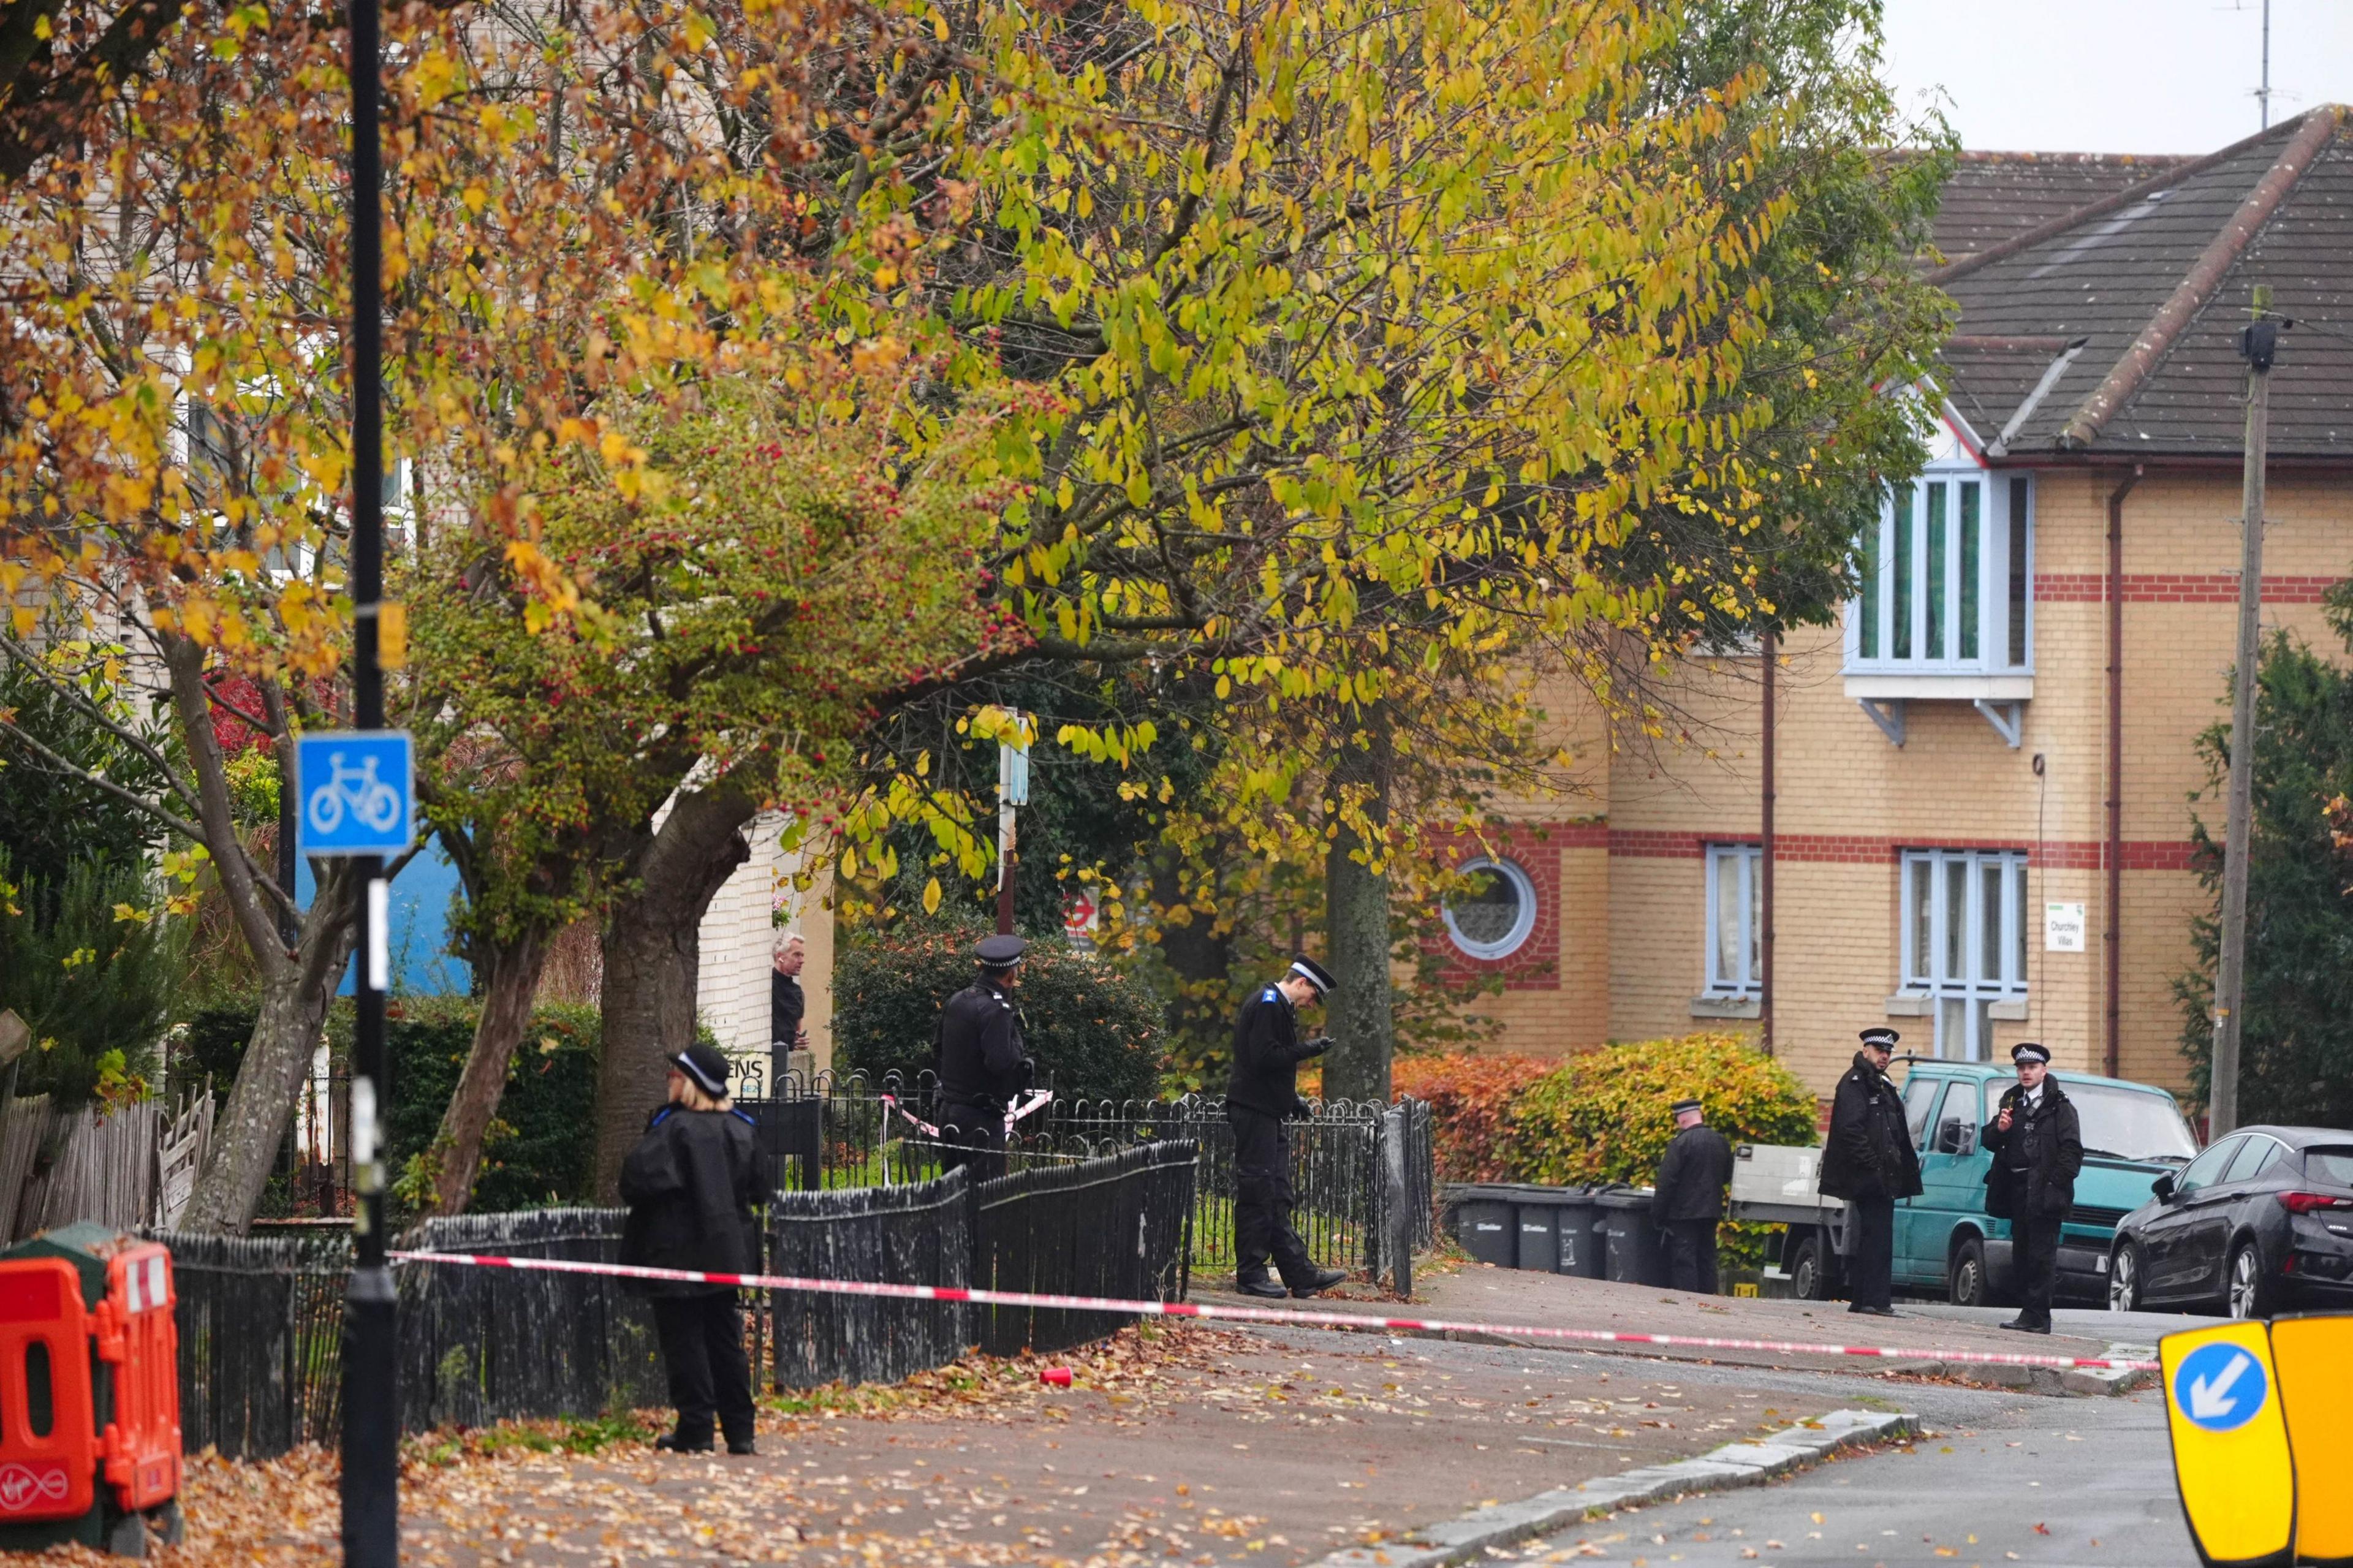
xmin=1949 ymin=1237 xmax=1991 ymax=1307
xmin=1789 ymin=1234 xmax=1828 ymax=1300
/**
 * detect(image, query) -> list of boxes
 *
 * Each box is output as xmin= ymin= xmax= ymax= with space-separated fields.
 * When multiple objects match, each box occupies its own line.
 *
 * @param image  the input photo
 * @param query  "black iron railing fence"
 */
xmin=154 ymin=1139 xmax=1201 ymax=1458
xmin=734 ymin=1070 xmax=1433 ymax=1281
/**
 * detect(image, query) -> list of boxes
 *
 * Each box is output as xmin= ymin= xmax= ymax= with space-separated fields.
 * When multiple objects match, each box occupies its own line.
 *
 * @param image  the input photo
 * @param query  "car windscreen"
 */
xmin=2060 ymin=1082 xmax=2199 ymax=1162
xmin=2305 ymin=1148 xmax=2353 ymax=1188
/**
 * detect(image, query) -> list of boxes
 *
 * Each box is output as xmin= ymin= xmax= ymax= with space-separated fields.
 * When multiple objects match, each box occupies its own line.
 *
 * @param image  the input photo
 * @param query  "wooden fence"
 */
xmin=0 ymin=1088 xmax=213 ymax=1243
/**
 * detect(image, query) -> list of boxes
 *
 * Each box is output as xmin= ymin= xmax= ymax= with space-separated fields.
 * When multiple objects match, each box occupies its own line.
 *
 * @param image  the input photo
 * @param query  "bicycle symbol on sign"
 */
xmin=306 ymin=751 xmax=404 ymax=835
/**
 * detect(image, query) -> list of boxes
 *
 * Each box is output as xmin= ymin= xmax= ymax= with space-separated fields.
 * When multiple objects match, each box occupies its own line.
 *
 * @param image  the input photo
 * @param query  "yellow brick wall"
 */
xmin=1446 ymin=467 xmax=2353 ymax=1105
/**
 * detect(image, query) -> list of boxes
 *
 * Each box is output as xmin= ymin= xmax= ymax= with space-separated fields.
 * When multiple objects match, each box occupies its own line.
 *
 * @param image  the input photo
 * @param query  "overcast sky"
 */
xmin=1880 ymin=0 xmax=2353 ymax=155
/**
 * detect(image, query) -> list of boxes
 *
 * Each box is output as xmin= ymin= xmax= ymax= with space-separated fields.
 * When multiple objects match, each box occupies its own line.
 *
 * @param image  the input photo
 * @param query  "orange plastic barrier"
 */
xmin=0 ymin=1258 xmax=98 ymax=1524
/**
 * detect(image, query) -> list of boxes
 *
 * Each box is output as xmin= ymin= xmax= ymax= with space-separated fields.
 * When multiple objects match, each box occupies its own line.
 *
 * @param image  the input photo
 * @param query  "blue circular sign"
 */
xmin=2173 ymin=1342 xmax=2269 ymax=1433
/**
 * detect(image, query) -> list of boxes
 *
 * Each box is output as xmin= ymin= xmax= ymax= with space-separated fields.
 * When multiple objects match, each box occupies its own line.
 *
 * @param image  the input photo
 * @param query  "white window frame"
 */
xmin=1703 ymin=843 xmax=1762 ymax=997
xmin=1900 ymin=849 xmax=2029 ymax=1061
xmin=1444 ymin=857 xmax=1538 ymax=962
xmin=1846 ymin=468 xmax=2035 ymax=677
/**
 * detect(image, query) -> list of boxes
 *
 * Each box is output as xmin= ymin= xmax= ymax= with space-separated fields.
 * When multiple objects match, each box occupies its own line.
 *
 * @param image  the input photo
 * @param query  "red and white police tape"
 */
xmin=879 ymin=1089 xmax=1055 ymax=1140
xmin=384 ymin=1249 xmax=2161 ymax=1374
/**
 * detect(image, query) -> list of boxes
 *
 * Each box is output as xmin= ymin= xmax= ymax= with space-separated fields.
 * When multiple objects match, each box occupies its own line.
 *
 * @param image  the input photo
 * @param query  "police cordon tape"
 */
xmin=877 ymin=1088 xmax=1055 ymax=1140
xmin=383 ymin=1249 xmax=2160 ymax=1374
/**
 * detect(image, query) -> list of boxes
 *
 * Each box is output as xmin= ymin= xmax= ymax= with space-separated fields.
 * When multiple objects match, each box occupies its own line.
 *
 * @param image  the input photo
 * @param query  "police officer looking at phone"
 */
xmin=1982 ymin=1041 xmax=2081 ymax=1335
xmin=1226 ymin=956 xmax=1349 ymax=1300
xmin=933 ymin=933 xmax=1034 ymax=1180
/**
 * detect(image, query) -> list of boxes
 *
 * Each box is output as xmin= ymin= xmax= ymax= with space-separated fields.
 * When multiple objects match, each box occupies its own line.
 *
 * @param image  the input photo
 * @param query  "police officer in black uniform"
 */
xmin=1818 ymin=1026 xmax=1922 ymax=1317
xmin=1982 ymin=1041 xmax=2082 ymax=1334
xmin=1651 ymin=1097 xmax=1735 ymax=1294
xmin=933 ymin=933 xmax=1034 ymax=1180
xmin=1226 ymin=956 xmax=1349 ymax=1300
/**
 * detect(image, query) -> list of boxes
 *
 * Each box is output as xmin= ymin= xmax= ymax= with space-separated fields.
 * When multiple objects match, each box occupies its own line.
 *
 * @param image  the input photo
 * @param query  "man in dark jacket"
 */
xmin=770 ymin=932 xmax=808 ymax=1089
xmin=1226 ymin=956 xmax=1347 ymax=1300
xmin=1980 ymin=1041 xmax=2083 ymax=1334
xmin=933 ymin=933 xmax=1034 ymax=1180
xmin=1652 ymin=1097 xmax=1735 ymax=1294
xmin=1818 ymin=1027 xmax=1922 ymax=1317
xmin=620 ymin=1039 xmax=760 ymax=1455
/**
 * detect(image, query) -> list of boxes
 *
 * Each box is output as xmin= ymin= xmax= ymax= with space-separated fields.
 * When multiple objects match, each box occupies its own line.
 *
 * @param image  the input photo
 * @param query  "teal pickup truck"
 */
xmin=1740 ymin=1060 xmax=2200 ymax=1306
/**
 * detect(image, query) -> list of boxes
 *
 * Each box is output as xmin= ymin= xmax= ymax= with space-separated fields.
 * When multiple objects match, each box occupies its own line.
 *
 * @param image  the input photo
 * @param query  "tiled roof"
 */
xmin=1929 ymin=108 xmax=2353 ymax=463
xmin=1928 ymin=152 xmax=2186 ymax=271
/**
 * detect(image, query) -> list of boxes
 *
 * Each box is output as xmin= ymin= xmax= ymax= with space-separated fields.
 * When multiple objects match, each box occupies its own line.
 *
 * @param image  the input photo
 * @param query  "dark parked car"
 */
xmin=2107 ymin=1126 xmax=2353 ymax=1318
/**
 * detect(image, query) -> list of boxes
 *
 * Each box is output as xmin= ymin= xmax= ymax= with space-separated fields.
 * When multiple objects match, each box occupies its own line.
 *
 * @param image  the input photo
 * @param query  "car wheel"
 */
xmin=1789 ymin=1234 xmax=1828 ymax=1301
xmin=2108 ymin=1242 xmax=2142 ymax=1312
xmin=2227 ymin=1240 xmax=2275 ymax=1320
xmin=1950 ymin=1237 xmax=1991 ymax=1307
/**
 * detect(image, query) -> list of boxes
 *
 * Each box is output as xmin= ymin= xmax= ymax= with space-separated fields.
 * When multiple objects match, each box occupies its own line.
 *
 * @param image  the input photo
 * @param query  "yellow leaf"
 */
xmin=377 ymin=602 xmax=408 ymax=669
xmin=922 ymin=877 xmax=942 ymax=915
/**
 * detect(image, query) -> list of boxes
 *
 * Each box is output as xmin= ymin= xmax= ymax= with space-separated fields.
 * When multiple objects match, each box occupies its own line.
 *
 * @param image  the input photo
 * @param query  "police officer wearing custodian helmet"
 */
xmin=933 ymin=933 xmax=1036 ymax=1180
xmin=1226 ymin=956 xmax=1349 ymax=1300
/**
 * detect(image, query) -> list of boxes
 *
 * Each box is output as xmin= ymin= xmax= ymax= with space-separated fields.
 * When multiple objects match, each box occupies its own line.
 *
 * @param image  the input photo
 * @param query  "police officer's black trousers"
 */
xmin=2010 ymin=1203 xmax=2062 ymax=1326
xmin=1663 ymin=1219 xmax=1720 ymax=1295
xmin=651 ymin=1290 xmax=756 ymax=1446
xmin=938 ymin=1103 xmax=1007 ymax=1183
xmin=1846 ymin=1196 xmax=1896 ymax=1311
xmin=1228 ymin=1104 xmax=1313 ymax=1287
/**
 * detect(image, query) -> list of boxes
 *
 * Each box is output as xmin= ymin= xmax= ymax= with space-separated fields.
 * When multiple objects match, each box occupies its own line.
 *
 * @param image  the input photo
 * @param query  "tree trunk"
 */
xmin=178 ymin=867 xmax=360 ymax=1232
xmin=420 ymin=924 xmax=553 ymax=1216
xmin=1322 ymin=710 xmax=1394 ymax=1105
xmin=589 ymin=786 xmax=755 ymax=1199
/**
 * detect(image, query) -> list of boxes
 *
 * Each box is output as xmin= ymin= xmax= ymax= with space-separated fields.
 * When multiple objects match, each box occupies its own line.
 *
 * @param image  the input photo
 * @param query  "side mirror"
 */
xmin=2152 ymin=1173 xmax=2178 ymax=1202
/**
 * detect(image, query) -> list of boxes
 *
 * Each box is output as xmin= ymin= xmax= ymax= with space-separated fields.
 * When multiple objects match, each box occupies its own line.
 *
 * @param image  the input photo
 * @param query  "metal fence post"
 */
xmin=1381 ymin=1104 xmax=1412 ymax=1298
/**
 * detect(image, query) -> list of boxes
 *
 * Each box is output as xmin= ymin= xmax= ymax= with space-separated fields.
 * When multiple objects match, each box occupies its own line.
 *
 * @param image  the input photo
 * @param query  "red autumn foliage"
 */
xmin=1392 ymin=1051 xmax=1562 ymax=1182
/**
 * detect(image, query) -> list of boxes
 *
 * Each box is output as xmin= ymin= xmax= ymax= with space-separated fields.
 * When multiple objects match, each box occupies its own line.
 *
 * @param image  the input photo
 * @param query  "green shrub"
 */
xmin=1504 ymin=1032 xmax=1819 ymax=1187
xmin=1392 ymin=1052 xmax=1559 ymax=1181
xmin=833 ymin=917 xmax=1163 ymax=1104
xmin=0 ymin=855 xmax=186 ymax=1108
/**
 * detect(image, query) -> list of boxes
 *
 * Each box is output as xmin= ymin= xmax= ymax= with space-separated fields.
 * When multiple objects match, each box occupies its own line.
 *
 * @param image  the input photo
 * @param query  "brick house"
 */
xmin=1432 ymin=107 xmax=2353 ymax=1099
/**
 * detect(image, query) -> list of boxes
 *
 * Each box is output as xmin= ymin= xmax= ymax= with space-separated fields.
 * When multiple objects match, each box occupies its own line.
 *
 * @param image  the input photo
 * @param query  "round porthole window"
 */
xmin=1443 ymin=857 xmax=1537 ymax=961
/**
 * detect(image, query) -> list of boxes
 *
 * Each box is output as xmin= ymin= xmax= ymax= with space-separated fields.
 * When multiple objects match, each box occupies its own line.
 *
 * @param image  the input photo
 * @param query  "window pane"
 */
xmin=1939 ymin=994 xmax=1966 ymax=1059
xmin=1746 ymin=850 xmax=1761 ymax=985
xmin=1979 ymin=858 xmax=2003 ymax=985
xmin=1907 ymin=857 xmax=1932 ymax=983
xmin=1958 ymin=480 xmax=1981 ymax=660
xmin=1450 ymin=864 xmax=1521 ymax=947
xmin=1944 ymin=856 xmax=1966 ymax=979
xmin=2012 ymin=859 xmax=2028 ymax=987
xmin=1925 ymin=482 xmax=1947 ymax=660
xmin=1893 ymin=484 xmax=1914 ymax=659
xmin=1859 ymin=507 xmax=1881 ymax=660
xmin=1971 ymin=998 xmax=1992 ymax=1062
xmin=1713 ymin=852 xmax=1741 ymax=988
xmin=2007 ymin=477 xmax=2031 ymax=667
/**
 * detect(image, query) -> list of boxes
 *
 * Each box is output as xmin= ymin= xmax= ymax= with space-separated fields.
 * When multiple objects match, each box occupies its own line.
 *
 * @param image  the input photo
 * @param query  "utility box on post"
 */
xmin=0 ymin=1224 xmax=183 ymax=1557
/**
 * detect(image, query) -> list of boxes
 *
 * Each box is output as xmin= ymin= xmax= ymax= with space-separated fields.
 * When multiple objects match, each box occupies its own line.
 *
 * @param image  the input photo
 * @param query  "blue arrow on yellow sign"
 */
xmin=2272 ymin=1314 xmax=2353 ymax=1567
xmin=2162 ymin=1322 xmax=2294 ymax=1567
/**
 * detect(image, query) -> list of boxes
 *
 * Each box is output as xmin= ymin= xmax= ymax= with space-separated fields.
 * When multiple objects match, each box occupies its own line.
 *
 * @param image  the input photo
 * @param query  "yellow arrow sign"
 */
xmin=2272 ymin=1314 xmax=2353 ymax=1567
xmin=2161 ymin=1322 xmax=2295 ymax=1567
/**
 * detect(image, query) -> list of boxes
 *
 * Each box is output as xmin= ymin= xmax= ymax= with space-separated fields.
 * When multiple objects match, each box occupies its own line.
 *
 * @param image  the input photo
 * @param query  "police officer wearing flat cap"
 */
xmin=1982 ymin=1041 xmax=2082 ymax=1334
xmin=1652 ymin=1097 xmax=1734 ymax=1294
xmin=933 ymin=933 xmax=1036 ymax=1181
xmin=1819 ymin=1027 xmax=1921 ymax=1316
xmin=1226 ymin=956 xmax=1349 ymax=1300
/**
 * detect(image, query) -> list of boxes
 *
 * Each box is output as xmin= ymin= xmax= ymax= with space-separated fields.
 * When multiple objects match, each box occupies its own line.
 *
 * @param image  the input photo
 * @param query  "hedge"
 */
xmin=832 ymin=919 xmax=1162 ymax=1104
xmin=1392 ymin=1052 xmax=1558 ymax=1181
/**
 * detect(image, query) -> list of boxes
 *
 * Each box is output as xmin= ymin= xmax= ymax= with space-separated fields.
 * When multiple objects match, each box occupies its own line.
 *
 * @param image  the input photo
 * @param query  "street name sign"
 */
xmin=295 ymin=731 xmax=414 ymax=857
xmin=2162 ymin=1322 xmax=2294 ymax=1567
xmin=2272 ymin=1314 xmax=2353 ymax=1567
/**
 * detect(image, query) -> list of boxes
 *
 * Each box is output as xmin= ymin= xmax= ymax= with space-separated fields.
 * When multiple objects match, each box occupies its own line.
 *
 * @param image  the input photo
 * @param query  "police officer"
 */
xmin=1226 ymin=956 xmax=1348 ymax=1300
xmin=933 ymin=933 xmax=1034 ymax=1180
xmin=1982 ymin=1042 xmax=2082 ymax=1335
xmin=1819 ymin=1026 xmax=1922 ymax=1317
xmin=1651 ymin=1097 xmax=1735 ymax=1294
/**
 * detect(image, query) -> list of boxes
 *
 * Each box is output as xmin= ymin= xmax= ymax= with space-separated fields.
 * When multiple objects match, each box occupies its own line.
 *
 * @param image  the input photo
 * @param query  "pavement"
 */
xmin=1521 ymin=1393 xmax=2192 ymax=1567
xmin=389 ymin=1266 xmax=2216 ymax=1566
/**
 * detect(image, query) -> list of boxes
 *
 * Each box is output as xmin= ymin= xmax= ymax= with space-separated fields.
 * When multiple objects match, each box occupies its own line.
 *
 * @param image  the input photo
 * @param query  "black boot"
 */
xmin=726 ymin=1435 xmax=758 ymax=1456
xmin=1290 ymin=1266 xmax=1347 ymax=1298
xmin=654 ymin=1428 xmax=714 ymax=1453
xmin=1236 ymin=1274 xmax=1289 ymax=1300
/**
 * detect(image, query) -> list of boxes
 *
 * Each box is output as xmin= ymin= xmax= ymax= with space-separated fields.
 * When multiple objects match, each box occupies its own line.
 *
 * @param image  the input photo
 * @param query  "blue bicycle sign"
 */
xmin=295 ymin=732 xmax=414 ymax=856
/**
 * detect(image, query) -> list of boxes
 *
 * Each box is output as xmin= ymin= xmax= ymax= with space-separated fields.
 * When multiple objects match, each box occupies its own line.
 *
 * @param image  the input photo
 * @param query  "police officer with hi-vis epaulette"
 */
xmin=1226 ymin=955 xmax=1348 ymax=1300
xmin=932 ymin=934 xmax=1035 ymax=1180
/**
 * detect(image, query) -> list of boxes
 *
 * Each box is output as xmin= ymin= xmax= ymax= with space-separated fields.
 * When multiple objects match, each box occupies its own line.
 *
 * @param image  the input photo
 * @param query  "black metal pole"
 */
xmin=340 ymin=0 xmax=397 ymax=1555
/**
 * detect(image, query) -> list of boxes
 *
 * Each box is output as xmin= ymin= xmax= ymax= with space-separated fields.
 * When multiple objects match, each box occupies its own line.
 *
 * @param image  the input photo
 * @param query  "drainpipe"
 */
xmin=1760 ymin=627 xmax=1776 ymax=1055
xmin=2105 ymin=465 xmax=2144 ymax=1079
